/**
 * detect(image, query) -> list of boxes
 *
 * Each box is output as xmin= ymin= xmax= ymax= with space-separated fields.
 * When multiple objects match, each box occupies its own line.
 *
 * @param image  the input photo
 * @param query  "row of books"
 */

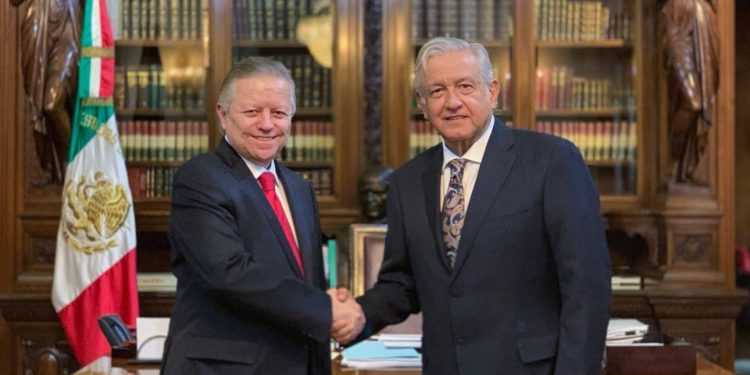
xmin=295 ymin=169 xmax=333 ymax=196
xmin=535 ymin=0 xmax=633 ymax=41
xmin=234 ymin=54 xmax=331 ymax=109
xmin=115 ymin=65 xmax=207 ymax=111
xmin=535 ymin=66 xmax=635 ymax=111
xmin=278 ymin=121 xmax=334 ymax=163
xmin=127 ymin=165 xmax=332 ymax=199
xmin=120 ymin=0 xmax=208 ymax=40
xmin=411 ymin=0 xmax=513 ymax=41
xmin=127 ymin=166 xmax=178 ymax=198
xmin=535 ymin=120 xmax=637 ymax=162
xmin=409 ymin=120 xmax=442 ymax=158
xmin=117 ymin=120 xmax=209 ymax=162
xmin=232 ymin=0 xmax=315 ymax=41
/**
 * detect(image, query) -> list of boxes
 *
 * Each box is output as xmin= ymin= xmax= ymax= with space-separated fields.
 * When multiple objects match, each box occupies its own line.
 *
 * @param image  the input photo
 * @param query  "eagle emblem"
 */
xmin=62 ymin=172 xmax=130 ymax=254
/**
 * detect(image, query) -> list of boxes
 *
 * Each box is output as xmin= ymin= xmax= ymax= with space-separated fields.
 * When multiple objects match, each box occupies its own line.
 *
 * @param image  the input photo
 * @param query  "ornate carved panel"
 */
xmin=23 ymin=118 xmax=64 ymax=198
xmin=31 ymin=237 xmax=56 ymax=267
xmin=658 ymin=214 xmax=724 ymax=286
xmin=14 ymin=324 xmax=76 ymax=375
xmin=18 ymin=218 xmax=59 ymax=290
xmin=674 ymin=234 xmax=712 ymax=266
xmin=363 ymin=0 xmax=383 ymax=166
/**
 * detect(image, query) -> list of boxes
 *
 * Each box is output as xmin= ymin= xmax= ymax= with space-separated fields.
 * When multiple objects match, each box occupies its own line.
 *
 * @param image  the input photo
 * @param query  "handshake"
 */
xmin=328 ymin=288 xmax=365 ymax=345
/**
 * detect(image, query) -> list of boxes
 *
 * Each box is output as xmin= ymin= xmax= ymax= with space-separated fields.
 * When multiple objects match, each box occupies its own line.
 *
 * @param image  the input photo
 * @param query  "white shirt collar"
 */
xmin=441 ymin=116 xmax=495 ymax=169
xmin=225 ymin=135 xmax=279 ymax=184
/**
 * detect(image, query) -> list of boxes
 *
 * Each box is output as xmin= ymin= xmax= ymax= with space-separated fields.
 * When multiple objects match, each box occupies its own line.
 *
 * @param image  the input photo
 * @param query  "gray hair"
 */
xmin=217 ymin=56 xmax=297 ymax=114
xmin=413 ymin=37 xmax=494 ymax=97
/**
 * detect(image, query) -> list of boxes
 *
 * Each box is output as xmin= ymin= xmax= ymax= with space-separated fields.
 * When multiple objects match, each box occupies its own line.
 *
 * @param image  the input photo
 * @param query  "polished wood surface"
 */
xmin=1 ymin=287 xmax=744 ymax=373
xmin=109 ymin=356 xmax=731 ymax=375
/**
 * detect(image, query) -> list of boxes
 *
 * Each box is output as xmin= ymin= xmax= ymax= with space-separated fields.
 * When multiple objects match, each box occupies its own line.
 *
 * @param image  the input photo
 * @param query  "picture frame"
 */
xmin=349 ymin=223 xmax=388 ymax=297
xmin=348 ymin=223 xmax=422 ymax=334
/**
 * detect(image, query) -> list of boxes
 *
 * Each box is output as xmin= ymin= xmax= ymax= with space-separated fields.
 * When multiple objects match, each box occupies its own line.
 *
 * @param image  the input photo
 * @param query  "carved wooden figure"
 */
xmin=663 ymin=0 xmax=719 ymax=186
xmin=10 ymin=0 xmax=83 ymax=184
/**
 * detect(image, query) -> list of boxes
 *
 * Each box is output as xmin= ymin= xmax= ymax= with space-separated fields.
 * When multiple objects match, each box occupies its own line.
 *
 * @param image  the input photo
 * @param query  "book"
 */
xmin=136 ymin=272 xmax=177 ymax=292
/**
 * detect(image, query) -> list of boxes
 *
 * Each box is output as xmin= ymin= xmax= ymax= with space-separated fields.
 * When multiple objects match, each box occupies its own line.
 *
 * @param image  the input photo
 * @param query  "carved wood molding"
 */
xmin=646 ymin=289 xmax=747 ymax=319
xmin=363 ymin=0 xmax=383 ymax=166
xmin=610 ymin=291 xmax=654 ymax=317
xmin=0 ymin=292 xmax=176 ymax=323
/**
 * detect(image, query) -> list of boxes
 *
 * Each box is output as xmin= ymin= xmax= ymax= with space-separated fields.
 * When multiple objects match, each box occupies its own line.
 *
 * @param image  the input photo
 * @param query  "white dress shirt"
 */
xmin=440 ymin=117 xmax=495 ymax=211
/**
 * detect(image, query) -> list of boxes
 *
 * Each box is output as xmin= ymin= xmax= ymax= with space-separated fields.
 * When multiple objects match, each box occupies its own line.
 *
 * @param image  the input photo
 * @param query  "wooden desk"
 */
xmin=112 ymin=355 xmax=731 ymax=375
xmin=331 ymin=358 xmax=731 ymax=375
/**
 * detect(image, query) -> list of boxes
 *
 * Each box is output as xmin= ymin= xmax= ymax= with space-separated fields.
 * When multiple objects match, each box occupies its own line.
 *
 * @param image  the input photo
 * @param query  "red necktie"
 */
xmin=258 ymin=172 xmax=305 ymax=275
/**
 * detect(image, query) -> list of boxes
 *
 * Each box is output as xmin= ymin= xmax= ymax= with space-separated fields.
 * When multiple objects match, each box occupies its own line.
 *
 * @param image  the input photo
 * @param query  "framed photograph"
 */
xmin=349 ymin=223 xmax=388 ymax=297
xmin=349 ymin=223 xmax=422 ymax=334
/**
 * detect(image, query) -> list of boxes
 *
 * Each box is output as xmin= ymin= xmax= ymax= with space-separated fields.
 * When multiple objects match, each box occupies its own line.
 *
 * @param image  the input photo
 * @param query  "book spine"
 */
xmin=122 ymin=0 xmax=131 ymax=39
xmin=131 ymin=0 xmax=141 ymax=39
xmin=141 ymin=0 xmax=149 ymax=39
xmin=412 ymin=0 xmax=424 ymax=39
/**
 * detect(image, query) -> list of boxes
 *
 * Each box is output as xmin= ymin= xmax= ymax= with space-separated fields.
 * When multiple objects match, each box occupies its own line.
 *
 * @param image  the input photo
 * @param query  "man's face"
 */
xmin=417 ymin=50 xmax=499 ymax=154
xmin=217 ymin=75 xmax=293 ymax=167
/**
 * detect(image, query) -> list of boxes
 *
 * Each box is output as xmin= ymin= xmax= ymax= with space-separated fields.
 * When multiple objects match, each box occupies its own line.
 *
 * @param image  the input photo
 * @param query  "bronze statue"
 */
xmin=358 ymin=164 xmax=394 ymax=223
xmin=663 ymin=0 xmax=719 ymax=186
xmin=10 ymin=0 xmax=82 ymax=184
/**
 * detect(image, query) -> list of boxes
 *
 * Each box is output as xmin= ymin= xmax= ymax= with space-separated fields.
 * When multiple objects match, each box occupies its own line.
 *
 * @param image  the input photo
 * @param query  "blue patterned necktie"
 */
xmin=441 ymin=158 xmax=467 ymax=268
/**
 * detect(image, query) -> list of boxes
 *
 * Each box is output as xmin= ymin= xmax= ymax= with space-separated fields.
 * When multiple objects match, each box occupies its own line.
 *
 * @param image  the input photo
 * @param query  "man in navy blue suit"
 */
xmin=162 ymin=57 xmax=364 ymax=374
xmin=335 ymin=37 xmax=611 ymax=375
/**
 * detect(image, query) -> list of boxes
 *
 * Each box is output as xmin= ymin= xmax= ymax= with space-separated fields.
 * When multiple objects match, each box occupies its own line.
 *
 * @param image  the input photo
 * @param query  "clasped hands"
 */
xmin=328 ymin=288 xmax=365 ymax=345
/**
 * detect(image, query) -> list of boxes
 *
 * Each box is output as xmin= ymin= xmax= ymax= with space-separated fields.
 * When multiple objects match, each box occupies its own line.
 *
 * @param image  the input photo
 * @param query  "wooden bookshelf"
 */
xmin=115 ymin=39 xmax=206 ymax=48
xmin=537 ymin=39 xmax=631 ymax=48
xmin=0 ymin=0 xmax=740 ymax=373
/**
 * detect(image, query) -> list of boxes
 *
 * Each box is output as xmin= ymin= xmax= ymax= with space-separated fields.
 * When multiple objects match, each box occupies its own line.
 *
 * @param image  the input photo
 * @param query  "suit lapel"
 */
xmin=451 ymin=120 xmax=516 ymax=280
xmin=422 ymin=147 xmax=452 ymax=272
xmin=216 ymin=140 xmax=305 ymax=279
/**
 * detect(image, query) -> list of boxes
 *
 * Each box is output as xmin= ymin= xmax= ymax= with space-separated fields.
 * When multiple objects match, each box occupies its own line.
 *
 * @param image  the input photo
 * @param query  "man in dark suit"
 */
xmin=337 ymin=37 xmax=611 ymax=374
xmin=162 ymin=57 xmax=363 ymax=374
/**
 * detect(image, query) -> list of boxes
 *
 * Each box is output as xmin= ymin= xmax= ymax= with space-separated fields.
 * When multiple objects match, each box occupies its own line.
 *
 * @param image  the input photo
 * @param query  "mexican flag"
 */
xmin=52 ymin=0 xmax=139 ymax=371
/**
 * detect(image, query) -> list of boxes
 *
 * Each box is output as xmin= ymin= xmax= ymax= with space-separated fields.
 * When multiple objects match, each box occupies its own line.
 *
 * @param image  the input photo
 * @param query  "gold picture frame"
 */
xmin=349 ymin=223 xmax=388 ymax=297
xmin=348 ymin=223 xmax=422 ymax=334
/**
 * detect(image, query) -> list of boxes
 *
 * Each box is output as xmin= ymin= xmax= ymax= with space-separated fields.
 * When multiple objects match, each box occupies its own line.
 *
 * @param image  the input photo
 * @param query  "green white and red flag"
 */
xmin=52 ymin=0 xmax=139 ymax=371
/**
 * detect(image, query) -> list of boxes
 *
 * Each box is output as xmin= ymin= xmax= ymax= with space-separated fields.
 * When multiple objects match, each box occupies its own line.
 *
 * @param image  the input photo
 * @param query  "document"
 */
xmin=341 ymin=340 xmax=421 ymax=369
xmin=375 ymin=333 xmax=422 ymax=348
xmin=606 ymin=319 xmax=654 ymax=346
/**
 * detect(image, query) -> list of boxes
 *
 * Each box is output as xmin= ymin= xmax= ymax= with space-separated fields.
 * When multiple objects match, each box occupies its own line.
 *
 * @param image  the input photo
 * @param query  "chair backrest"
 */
xmin=349 ymin=223 xmax=422 ymax=334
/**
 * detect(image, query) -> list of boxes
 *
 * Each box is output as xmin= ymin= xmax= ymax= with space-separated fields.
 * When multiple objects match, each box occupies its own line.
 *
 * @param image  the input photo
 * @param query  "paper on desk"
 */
xmin=342 ymin=359 xmax=422 ymax=369
xmin=607 ymin=319 xmax=648 ymax=337
xmin=606 ymin=319 xmax=651 ymax=346
xmin=376 ymin=333 xmax=422 ymax=348
xmin=342 ymin=340 xmax=420 ymax=361
xmin=375 ymin=334 xmax=422 ymax=342
xmin=136 ymin=317 xmax=170 ymax=360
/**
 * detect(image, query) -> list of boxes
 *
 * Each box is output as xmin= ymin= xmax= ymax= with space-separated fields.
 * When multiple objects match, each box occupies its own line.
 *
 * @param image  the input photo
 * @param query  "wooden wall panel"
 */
xmin=716 ymin=0 xmax=736 ymax=287
xmin=736 ymin=1 xmax=750 ymax=249
xmin=1 ymin=0 xmax=19 ymax=372
xmin=1 ymin=0 xmax=19 ymax=295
